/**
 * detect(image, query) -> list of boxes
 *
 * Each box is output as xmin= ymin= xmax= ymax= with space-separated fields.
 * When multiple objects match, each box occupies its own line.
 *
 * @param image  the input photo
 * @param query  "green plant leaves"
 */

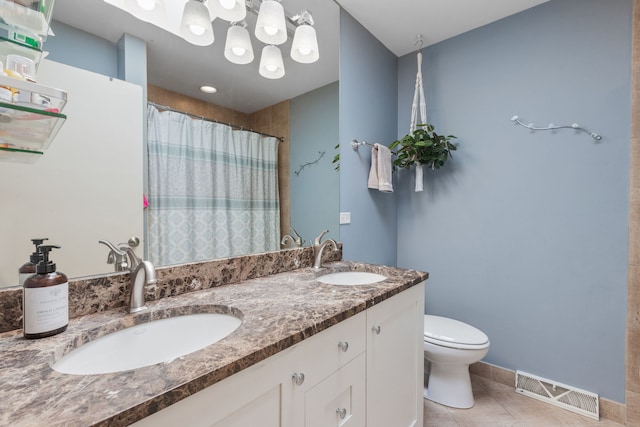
xmin=391 ymin=124 xmax=457 ymax=170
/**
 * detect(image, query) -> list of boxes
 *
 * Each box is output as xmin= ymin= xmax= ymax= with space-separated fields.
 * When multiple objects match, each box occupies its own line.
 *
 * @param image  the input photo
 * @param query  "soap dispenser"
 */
xmin=23 ymin=245 xmax=68 ymax=339
xmin=18 ymin=237 xmax=48 ymax=285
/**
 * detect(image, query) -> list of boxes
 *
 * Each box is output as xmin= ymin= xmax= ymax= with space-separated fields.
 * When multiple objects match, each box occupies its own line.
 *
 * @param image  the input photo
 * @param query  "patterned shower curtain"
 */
xmin=146 ymin=105 xmax=280 ymax=266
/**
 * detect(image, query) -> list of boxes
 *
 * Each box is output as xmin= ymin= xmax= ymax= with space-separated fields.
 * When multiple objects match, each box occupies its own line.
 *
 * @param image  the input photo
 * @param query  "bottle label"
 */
xmin=23 ymin=282 xmax=69 ymax=334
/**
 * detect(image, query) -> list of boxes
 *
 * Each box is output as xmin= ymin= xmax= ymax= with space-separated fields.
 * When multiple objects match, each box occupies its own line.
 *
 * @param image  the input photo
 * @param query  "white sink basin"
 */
xmin=317 ymin=271 xmax=386 ymax=286
xmin=52 ymin=312 xmax=242 ymax=375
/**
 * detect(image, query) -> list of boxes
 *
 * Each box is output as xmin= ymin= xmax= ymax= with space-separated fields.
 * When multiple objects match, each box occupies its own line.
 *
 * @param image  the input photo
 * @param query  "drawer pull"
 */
xmin=292 ymin=372 xmax=305 ymax=386
xmin=336 ymin=408 xmax=347 ymax=419
xmin=338 ymin=341 xmax=349 ymax=352
xmin=372 ymin=325 xmax=381 ymax=335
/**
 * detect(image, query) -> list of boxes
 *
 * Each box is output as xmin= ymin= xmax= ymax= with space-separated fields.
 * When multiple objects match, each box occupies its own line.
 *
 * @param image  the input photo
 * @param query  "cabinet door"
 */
xmin=366 ymin=283 xmax=425 ymax=427
xmin=305 ymin=353 xmax=366 ymax=427
xmin=131 ymin=346 xmax=298 ymax=427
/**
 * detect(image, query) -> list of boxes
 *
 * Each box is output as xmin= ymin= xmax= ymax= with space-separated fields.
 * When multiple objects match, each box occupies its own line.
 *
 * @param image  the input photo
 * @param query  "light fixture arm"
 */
xmin=290 ymin=9 xmax=314 ymax=26
xmin=230 ymin=19 xmax=248 ymax=28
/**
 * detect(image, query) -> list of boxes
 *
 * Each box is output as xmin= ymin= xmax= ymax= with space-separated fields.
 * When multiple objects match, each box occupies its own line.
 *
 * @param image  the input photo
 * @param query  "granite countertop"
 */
xmin=0 ymin=260 xmax=427 ymax=427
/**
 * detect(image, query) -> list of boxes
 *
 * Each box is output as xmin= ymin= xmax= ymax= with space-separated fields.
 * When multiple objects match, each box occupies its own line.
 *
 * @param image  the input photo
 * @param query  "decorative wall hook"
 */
xmin=294 ymin=151 xmax=325 ymax=176
xmin=511 ymin=115 xmax=602 ymax=141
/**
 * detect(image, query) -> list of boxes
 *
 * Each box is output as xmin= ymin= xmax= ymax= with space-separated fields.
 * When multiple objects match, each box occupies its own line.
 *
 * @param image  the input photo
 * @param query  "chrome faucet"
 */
xmin=312 ymin=230 xmax=338 ymax=269
xmin=98 ymin=238 xmax=156 ymax=313
xmin=129 ymin=260 xmax=156 ymax=313
xmin=281 ymin=227 xmax=305 ymax=248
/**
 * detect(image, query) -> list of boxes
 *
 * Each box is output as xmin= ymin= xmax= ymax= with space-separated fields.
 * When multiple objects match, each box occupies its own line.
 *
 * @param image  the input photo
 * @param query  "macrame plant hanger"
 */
xmin=410 ymin=35 xmax=427 ymax=192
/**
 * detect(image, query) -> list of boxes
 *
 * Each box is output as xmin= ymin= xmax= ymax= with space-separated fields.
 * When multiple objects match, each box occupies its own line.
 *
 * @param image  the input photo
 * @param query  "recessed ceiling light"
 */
xmin=200 ymin=85 xmax=218 ymax=94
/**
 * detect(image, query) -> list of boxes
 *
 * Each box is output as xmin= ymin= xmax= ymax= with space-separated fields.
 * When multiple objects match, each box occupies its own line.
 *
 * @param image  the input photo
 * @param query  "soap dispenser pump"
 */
xmin=23 ymin=244 xmax=69 ymax=339
xmin=18 ymin=237 xmax=48 ymax=285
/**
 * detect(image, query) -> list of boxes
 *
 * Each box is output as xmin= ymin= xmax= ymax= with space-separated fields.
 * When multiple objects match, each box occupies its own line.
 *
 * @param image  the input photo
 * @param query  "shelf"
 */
xmin=0 ymin=145 xmax=42 ymax=163
xmin=0 ymin=0 xmax=62 ymax=162
xmin=0 ymin=74 xmax=66 ymax=111
xmin=0 ymin=34 xmax=43 ymax=67
xmin=0 ymin=100 xmax=65 ymax=150
xmin=0 ymin=0 xmax=54 ymax=48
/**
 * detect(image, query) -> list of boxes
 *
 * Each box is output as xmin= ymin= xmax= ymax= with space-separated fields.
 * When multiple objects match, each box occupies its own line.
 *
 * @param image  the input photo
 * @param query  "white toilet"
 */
xmin=423 ymin=315 xmax=490 ymax=409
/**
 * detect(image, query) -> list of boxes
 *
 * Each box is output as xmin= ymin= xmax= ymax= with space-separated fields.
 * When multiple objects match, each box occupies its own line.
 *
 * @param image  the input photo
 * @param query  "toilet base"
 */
xmin=424 ymin=363 xmax=474 ymax=409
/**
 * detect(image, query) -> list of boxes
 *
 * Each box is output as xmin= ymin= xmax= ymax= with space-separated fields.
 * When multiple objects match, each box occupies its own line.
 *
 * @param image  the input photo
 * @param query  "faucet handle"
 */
xmin=313 ymin=229 xmax=329 ymax=246
xmin=99 ymin=240 xmax=130 ymax=271
xmin=99 ymin=239 xmax=125 ymax=255
xmin=120 ymin=246 xmax=142 ymax=270
xmin=289 ymin=227 xmax=305 ymax=246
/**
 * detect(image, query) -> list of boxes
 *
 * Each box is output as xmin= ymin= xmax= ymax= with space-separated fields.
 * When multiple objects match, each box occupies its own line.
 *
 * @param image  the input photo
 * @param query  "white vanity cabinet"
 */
xmin=132 ymin=282 xmax=424 ymax=427
xmin=366 ymin=284 xmax=425 ymax=427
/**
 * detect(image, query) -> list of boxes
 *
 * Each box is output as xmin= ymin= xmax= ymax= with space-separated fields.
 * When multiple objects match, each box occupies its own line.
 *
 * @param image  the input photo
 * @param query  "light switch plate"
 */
xmin=339 ymin=212 xmax=351 ymax=224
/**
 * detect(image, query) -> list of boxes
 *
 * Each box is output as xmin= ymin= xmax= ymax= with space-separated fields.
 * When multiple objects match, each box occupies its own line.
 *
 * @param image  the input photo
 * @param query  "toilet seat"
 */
xmin=424 ymin=315 xmax=489 ymax=350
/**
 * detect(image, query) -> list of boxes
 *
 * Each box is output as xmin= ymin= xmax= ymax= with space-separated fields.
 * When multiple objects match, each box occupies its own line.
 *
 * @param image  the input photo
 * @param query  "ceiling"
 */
xmin=51 ymin=0 xmax=548 ymax=114
xmin=335 ymin=0 xmax=549 ymax=57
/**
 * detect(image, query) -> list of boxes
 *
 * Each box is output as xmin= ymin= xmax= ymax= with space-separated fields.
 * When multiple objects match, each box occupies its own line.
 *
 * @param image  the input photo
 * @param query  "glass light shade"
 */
xmin=224 ymin=25 xmax=254 ymax=64
xmin=135 ymin=0 xmax=155 ymax=10
xmin=180 ymin=0 xmax=214 ymax=46
xmin=259 ymin=45 xmax=285 ymax=79
xmin=290 ymin=24 xmax=319 ymax=64
xmin=124 ymin=0 xmax=165 ymax=23
xmin=255 ymin=1 xmax=287 ymax=45
xmin=208 ymin=0 xmax=246 ymax=22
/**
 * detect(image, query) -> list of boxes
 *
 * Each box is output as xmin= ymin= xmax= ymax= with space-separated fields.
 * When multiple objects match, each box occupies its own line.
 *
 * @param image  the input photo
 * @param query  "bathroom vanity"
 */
xmin=133 ymin=283 xmax=424 ymax=427
xmin=0 ymin=253 xmax=427 ymax=426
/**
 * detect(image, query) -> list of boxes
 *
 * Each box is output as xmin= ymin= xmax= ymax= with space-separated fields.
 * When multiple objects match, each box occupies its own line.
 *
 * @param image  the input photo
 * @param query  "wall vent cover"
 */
xmin=515 ymin=370 xmax=599 ymax=420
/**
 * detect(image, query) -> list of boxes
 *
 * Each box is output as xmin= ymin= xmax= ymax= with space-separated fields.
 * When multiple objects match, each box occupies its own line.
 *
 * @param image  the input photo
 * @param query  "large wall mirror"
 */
xmin=0 ymin=0 xmax=339 ymax=286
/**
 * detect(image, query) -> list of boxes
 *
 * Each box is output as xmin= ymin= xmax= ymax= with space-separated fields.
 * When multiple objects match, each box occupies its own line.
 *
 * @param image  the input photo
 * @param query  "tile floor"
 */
xmin=423 ymin=374 xmax=624 ymax=427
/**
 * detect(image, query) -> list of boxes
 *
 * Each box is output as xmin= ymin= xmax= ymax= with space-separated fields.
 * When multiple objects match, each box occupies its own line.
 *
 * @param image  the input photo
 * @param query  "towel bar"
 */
xmin=352 ymin=139 xmax=376 ymax=151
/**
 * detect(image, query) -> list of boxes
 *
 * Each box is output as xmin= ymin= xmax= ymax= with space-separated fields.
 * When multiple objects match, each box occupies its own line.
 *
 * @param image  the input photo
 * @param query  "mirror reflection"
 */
xmin=0 ymin=0 xmax=339 ymax=286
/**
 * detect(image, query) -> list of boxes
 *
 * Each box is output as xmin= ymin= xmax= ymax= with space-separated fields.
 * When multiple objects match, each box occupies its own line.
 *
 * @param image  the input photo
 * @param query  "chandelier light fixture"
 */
xmin=104 ymin=0 xmax=320 ymax=79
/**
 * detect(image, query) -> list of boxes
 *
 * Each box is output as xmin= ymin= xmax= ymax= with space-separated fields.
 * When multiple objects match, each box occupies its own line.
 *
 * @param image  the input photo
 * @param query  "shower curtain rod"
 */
xmin=147 ymin=102 xmax=285 ymax=142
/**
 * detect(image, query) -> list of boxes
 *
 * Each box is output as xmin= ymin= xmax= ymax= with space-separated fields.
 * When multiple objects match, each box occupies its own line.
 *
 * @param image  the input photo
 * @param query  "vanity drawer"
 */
xmin=290 ymin=311 xmax=366 ymax=390
xmin=304 ymin=353 xmax=366 ymax=427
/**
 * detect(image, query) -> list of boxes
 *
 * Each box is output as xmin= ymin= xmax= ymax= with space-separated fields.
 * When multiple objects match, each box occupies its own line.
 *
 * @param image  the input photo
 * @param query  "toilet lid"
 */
xmin=424 ymin=315 xmax=489 ymax=346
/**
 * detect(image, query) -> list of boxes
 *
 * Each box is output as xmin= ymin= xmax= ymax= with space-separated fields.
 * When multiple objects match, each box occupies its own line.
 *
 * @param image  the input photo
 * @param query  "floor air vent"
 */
xmin=515 ymin=370 xmax=599 ymax=420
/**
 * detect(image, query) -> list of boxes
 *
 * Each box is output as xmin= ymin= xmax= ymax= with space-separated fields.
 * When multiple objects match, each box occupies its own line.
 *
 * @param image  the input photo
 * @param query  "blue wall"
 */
xmin=290 ymin=82 xmax=340 ymax=243
xmin=396 ymin=0 xmax=631 ymax=402
xmin=47 ymin=21 xmax=118 ymax=78
xmin=339 ymin=10 xmax=398 ymax=266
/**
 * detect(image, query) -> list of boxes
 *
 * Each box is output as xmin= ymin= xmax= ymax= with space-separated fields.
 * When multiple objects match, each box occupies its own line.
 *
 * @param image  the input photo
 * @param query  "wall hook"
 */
xmin=414 ymin=34 xmax=424 ymax=51
xmin=511 ymin=115 xmax=602 ymax=141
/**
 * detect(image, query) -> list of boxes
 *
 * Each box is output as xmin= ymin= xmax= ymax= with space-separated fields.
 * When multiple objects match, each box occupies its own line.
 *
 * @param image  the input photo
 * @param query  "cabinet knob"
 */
xmin=292 ymin=372 xmax=305 ymax=386
xmin=338 ymin=341 xmax=349 ymax=352
xmin=372 ymin=325 xmax=381 ymax=335
xmin=336 ymin=408 xmax=347 ymax=419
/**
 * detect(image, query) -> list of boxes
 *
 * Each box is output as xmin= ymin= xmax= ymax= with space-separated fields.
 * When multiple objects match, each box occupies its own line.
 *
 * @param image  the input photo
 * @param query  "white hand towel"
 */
xmin=375 ymin=143 xmax=393 ymax=193
xmin=367 ymin=145 xmax=379 ymax=190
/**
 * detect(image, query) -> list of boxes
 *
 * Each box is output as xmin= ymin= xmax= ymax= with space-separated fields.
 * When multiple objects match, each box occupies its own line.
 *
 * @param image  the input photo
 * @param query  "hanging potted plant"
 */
xmin=389 ymin=124 xmax=457 ymax=170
